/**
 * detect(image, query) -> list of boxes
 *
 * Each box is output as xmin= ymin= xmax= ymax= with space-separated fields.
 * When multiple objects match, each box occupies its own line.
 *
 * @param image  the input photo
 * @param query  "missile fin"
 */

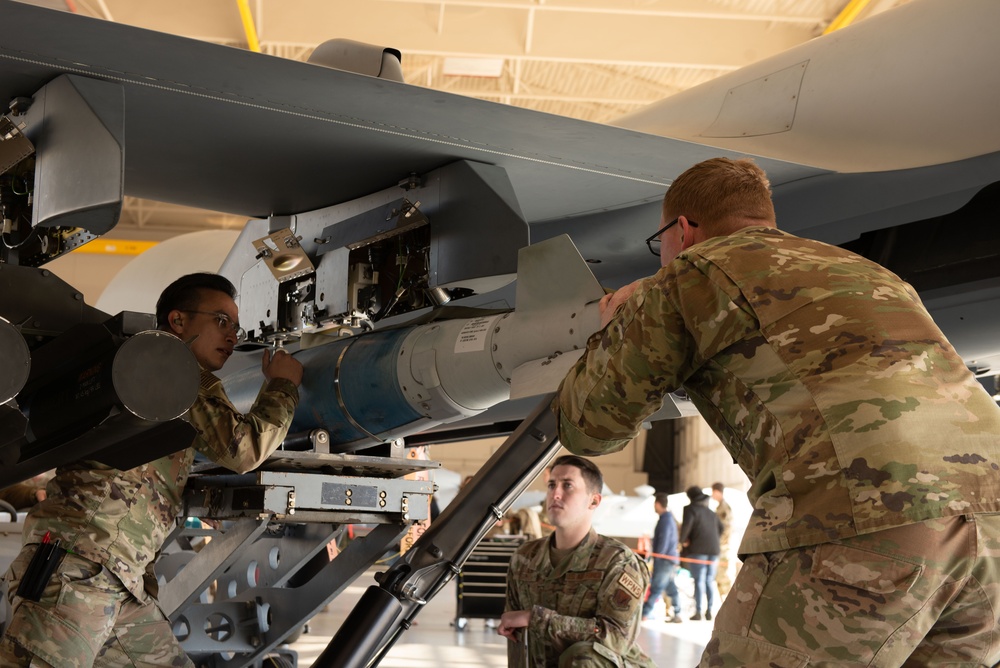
xmin=514 ymin=235 xmax=604 ymax=313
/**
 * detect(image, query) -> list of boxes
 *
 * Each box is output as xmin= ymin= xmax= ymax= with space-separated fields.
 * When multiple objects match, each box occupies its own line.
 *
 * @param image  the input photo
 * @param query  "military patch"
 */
xmin=617 ymin=572 xmax=643 ymax=599
xmin=611 ymin=588 xmax=633 ymax=609
xmin=199 ymin=370 xmax=222 ymax=391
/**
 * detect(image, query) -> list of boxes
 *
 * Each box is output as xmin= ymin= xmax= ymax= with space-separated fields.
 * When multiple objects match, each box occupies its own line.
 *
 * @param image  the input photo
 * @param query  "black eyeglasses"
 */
xmin=645 ymin=217 xmax=698 ymax=256
xmin=182 ymin=310 xmax=247 ymax=344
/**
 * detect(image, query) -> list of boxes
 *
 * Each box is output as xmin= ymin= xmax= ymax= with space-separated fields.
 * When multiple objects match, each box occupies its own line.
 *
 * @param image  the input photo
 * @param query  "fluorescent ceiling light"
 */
xmin=442 ymin=57 xmax=505 ymax=78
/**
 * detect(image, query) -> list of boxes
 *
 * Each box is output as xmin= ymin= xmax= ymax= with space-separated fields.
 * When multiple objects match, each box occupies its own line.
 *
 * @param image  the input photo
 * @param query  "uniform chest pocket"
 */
xmin=518 ymin=572 xmax=542 ymax=584
xmin=561 ymin=570 xmax=604 ymax=613
xmin=565 ymin=570 xmax=604 ymax=584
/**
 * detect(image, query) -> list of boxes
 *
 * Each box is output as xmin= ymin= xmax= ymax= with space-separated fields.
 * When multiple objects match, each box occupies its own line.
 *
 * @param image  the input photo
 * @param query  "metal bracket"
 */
xmin=252 ymin=228 xmax=315 ymax=283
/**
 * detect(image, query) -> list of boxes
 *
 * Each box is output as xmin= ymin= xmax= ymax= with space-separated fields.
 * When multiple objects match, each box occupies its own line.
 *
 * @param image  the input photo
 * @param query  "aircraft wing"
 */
xmin=2 ymin=0 xmax=998 ymax=286
xmin=0 ymin=0 xmax=831 ymax=289
xmin=0 ymin=0 xmax=820 ymax=224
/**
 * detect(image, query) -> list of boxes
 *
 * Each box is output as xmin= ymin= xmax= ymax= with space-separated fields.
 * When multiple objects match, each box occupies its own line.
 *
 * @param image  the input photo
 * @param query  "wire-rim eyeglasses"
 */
xmin=181 ymin=310 xmax=247 ymax=344
xmin=645 ymin=217 xmax=698 ymax=256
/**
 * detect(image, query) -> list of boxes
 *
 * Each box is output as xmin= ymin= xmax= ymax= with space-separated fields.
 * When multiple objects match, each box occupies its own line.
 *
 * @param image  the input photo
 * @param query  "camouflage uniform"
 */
xmin=504 ymin=529 xmax=654 ymax=668
xmin=0 ymin=370 xmax=298 ymax=667
xmin=714 ymin=498 xmax=732 ymax=597
xmin=557 ymin=227 xmax=1000 ymax=665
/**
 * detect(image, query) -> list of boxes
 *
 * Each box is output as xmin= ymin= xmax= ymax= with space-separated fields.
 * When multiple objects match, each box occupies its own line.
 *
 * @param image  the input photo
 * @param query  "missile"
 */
xmin=0 ymin=316 xmax=30 ymax=405
xmin=223 ymin=235 xmax=604 ymax=451
xmin=0 ymin=314 xmax=29 ymax=457
xmin=0 ymin=312 xmax=201 ymax=486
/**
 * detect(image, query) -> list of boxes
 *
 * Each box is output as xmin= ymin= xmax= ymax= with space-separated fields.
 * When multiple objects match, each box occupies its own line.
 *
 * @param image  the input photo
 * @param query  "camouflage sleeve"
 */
xmin=186 ymin=369 xmax=299 ymax=473
xmin=557 ymin=258 xmax=756 ymax=456
xmin=530 ymin=548 xmax=648 ymax=655
xmin=505 ymin=556 xmax=521 ymax=613
xmin=505 ymin=557 xmax=525 ymax=668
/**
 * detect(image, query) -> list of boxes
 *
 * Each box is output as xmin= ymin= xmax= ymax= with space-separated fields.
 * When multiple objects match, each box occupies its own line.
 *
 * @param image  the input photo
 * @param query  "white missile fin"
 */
xmin=511 ymin=354 xmax=701 ymax=416
xmin=299 ymin=327 xmax=355 ymax=350
xmin=643 ymin=393 xmax=702 ymax=420
xmin=514 ymin=235 xmax=605 ymax=314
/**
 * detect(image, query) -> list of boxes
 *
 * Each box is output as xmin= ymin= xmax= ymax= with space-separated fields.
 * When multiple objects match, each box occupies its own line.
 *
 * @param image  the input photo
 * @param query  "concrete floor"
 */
xmin=287 ymin=569 xmax=713 ymax=667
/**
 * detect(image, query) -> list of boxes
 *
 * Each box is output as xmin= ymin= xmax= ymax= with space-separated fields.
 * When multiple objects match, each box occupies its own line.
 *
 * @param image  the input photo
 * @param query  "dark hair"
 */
xmin=686 ymin=485 xmax=709 ymax=503
xmin=711 ymin=482 xmax=725 ymax=493
xmin=550 ymin=455 xmax=603 ymax=494
xmin=653 ymin=492 xmax=670 ymax=508
xmin=156 ymin=273 xmax=237 ymax=329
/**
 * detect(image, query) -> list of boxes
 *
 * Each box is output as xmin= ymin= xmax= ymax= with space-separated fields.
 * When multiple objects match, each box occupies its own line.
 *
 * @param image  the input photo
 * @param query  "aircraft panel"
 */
xmin=0 ymin=0 xmax=824 ymax=226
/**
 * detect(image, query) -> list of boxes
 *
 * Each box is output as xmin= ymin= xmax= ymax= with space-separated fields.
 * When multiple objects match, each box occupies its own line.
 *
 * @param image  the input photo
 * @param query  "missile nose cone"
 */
xmin=0 ymin=317 xmax=30 ymax=404
xmin=112 ymin=331 xmax=200 ymax=421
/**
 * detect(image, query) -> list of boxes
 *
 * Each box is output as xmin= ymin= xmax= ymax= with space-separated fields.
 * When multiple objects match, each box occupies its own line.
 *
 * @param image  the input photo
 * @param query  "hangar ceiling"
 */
xmin=17 ymin=0 xmax=910 ymax=234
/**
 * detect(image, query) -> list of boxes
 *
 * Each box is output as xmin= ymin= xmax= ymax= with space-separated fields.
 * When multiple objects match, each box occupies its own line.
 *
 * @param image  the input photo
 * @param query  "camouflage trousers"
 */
xmin=701 ymin=513 xmax=1000 ymax=667
xmin=0 ymin=547 xmax=192 ymax=667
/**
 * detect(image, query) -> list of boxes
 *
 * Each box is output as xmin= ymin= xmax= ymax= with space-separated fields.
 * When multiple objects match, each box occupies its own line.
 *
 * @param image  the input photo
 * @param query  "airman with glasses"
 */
xmin=555 ymin=157 xmax=1000 ymax=667
xmin=1 ymin=273 xmax=302 ymax=667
